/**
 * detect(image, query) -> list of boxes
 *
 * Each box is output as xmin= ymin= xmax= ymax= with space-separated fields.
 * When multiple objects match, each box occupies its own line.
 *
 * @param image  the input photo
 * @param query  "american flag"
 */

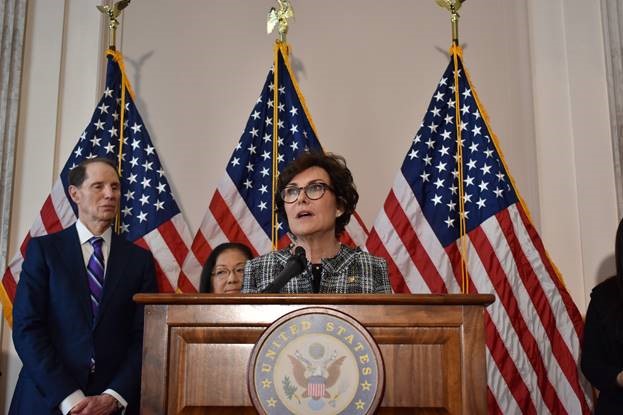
xmin=0 ymin=50 xmax=193 ymax=323
xmin=179 ymin=43 xmax=368 ymax=291
xmin=365 ymin=47 xmax=592 ymax=413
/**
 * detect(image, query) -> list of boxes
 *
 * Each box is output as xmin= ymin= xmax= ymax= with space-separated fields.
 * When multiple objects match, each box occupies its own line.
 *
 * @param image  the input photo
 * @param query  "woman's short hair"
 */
xmin=276 ymin=151 xmax=359 ymax=237
xmin=199 ymin=242 xmax=254 ymax=293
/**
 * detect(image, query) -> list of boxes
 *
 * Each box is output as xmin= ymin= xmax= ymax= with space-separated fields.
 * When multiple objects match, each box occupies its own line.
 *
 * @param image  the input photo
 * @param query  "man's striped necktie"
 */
xmin=87 ymin=236 xmax=105 ymax=318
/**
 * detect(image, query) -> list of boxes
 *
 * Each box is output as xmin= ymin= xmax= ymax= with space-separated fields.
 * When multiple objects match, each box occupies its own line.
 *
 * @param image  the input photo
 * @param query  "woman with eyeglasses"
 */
xmin=242 ymin=151 xmax=391 ymax=294
xmin=199 ymin=242 xmax=254 ymax=293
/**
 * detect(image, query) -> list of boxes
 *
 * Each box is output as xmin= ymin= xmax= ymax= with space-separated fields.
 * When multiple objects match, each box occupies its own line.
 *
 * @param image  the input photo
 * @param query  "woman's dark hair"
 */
xmin=275 ymin=151 xmax=359 ymax=238
xmin=199 ymin=242 xmax=254 ymax=293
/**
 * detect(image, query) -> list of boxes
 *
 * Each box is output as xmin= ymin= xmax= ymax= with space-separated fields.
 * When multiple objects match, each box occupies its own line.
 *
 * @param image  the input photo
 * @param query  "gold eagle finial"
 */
xmin=96 ymin=0 xmax=131 ymax=49
xmin=97 ymin=0 xmax=131 ymax=29
xmin=435 ymin=0 xmax=464 ymax=14
xmin=267 ymin=0 xmax=295 ymax=42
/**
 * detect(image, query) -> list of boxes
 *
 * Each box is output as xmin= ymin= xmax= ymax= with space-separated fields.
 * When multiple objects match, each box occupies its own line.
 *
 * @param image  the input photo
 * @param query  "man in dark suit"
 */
xmin=9 ymin=158 xmax=156 ymax=415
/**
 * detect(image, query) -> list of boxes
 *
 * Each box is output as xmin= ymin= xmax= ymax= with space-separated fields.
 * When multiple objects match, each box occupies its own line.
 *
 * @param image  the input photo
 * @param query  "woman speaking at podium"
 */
xmin=242 ymin=151 xmax=391 ymax=294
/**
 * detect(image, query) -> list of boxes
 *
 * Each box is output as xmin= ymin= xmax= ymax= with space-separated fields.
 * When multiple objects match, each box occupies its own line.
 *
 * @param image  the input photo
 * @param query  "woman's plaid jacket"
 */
xmin=242 ymin=245 xmax=391 ymax=294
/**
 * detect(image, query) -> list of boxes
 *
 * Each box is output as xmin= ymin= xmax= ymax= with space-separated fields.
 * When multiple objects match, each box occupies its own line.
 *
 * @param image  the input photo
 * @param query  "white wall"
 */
xmin=527 ymin=0 xmax=618 ymax=308
xmin=118 ymin=0 xmax=539 ymax=234
xmin=1 ymin=0 xmax=616 ymax=410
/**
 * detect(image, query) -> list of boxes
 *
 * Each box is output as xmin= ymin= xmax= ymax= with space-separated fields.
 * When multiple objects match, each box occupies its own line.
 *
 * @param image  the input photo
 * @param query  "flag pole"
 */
xmin=435 ymin=0 xmax=464 ymax=46
xmin=271 ymin=43 xmax=280 ymax=250
xmin=267 ymin=0 xmax=295 ymax=250
xmin=97 ymin=0 xmax=132 ymax=233
xmin=436 ymin=0 xmax=469 ymax=293
xmin=452 ymin=47 xmax=468 ymax=295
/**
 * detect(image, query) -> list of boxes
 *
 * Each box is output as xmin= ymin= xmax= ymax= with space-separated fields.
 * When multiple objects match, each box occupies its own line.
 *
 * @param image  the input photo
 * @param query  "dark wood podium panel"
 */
xmin=135 ymin=294 xmax=494 ymax=414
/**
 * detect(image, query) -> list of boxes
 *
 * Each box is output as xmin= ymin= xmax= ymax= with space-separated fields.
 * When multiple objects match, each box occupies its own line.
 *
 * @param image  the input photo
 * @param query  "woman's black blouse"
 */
xmin=581 ymin=276 xmax=623 ymax=414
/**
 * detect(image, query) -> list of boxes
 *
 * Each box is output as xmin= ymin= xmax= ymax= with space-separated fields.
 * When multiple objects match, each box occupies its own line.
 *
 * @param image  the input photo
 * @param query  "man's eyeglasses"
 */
xmin=280 ymin=182 xmax=333 ymax=204
xmin=211 ymin=267 xmax=245 ymax=280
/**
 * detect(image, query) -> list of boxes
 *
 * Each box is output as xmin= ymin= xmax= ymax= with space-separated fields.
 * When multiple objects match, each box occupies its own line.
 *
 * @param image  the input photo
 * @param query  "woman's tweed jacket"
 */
xmin=242 ymin=245 xmax=391 ymax=294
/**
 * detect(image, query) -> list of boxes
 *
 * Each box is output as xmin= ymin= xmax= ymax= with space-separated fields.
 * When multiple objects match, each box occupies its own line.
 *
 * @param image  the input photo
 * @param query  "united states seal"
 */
xmin=248 ymin=307 xmax=384 ymax=414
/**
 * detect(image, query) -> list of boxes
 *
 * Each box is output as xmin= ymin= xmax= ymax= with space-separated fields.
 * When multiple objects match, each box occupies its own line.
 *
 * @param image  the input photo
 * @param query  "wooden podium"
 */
xmin=135 ymin=293 xmax=494 ymax=414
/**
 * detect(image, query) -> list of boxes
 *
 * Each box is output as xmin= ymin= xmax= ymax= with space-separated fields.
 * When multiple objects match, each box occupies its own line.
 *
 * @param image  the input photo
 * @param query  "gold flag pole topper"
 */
xmin=96 ymin=0 xmax=132 ymax=233
xmin=267 ymin=0 xmax=295 ymax=43
xmin=97 ymin=0 xmax=131 ymax=51
xmin=436 ymin=0 xmax=465 ymax=46
xmin=436 ymin=0 xmax=469 ymax=293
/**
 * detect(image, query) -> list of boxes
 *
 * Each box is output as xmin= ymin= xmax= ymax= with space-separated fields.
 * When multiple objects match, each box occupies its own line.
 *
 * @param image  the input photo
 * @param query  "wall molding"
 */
xmin=602 ymin=0 xmax=623 ymax=217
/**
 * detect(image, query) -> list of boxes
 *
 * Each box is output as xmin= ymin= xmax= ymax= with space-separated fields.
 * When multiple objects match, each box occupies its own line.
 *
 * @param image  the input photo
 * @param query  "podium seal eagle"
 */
xmin=248 ymin=307 xmax=384 ymax=414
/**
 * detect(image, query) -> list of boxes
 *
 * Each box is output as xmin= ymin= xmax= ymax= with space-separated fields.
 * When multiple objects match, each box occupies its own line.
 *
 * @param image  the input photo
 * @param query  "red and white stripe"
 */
xmin=365 ymin=173 xmax=460 ymax=294
xmin=180 ymin=175 xmax=271 ymax=292
xmin=136 ymin=213 xmax=193 ymax=293
xmin=365 ymin=173 xmax=592 ymax=414
xmin=307 ymin=382 xmax=326 ymax=399
xmin=343 ymin=211 xmax=369 ymax=248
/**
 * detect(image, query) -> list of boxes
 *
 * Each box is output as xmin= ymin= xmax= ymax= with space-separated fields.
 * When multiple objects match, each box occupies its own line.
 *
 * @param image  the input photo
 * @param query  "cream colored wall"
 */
xmin=118 ymin=0 xmax=539 ymax=234
xmin=0 ymin=0 xmax=616 ymax=410
xmin=527 ymin=0 xmax=618 ymax=309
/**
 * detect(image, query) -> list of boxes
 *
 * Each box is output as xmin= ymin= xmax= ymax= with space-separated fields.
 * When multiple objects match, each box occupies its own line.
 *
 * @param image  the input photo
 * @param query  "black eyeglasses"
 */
xmin=280 ymin=182 xmax=333 ymax=203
